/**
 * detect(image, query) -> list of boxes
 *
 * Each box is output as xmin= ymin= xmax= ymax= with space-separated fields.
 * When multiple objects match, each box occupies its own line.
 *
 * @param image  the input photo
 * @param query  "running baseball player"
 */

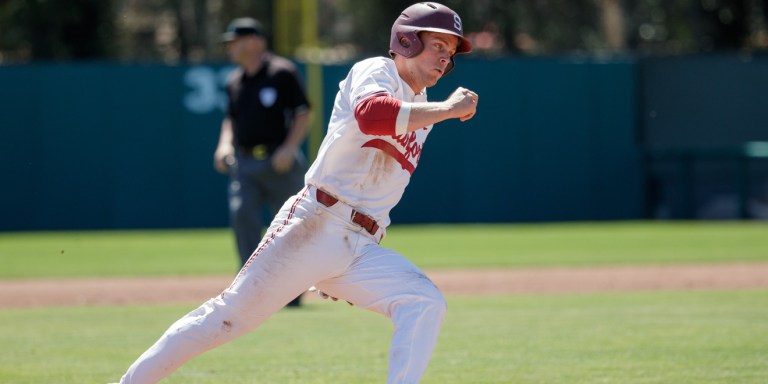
xmin=114 ymin=3 xmax=477 ymax=383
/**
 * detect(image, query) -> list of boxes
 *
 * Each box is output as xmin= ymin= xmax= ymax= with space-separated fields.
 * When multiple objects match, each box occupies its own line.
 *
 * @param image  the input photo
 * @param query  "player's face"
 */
xmin=407 ymin=32 xmax=459 ymax=89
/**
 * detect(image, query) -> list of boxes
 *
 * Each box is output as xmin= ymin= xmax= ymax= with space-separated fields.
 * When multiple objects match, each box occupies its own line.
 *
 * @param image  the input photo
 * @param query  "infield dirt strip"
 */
xmin=2 ymin=263 xmax=768 ymax=308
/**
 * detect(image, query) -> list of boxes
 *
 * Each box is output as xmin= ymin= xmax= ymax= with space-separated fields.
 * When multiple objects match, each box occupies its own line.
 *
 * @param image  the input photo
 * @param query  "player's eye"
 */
xmin=433 ymin=41 xmax=455 ymax=56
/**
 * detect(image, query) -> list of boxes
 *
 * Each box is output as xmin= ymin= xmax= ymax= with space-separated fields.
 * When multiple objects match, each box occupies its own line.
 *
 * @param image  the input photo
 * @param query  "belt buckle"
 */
xmin=251 ymin=144 xmax=268 ymax=160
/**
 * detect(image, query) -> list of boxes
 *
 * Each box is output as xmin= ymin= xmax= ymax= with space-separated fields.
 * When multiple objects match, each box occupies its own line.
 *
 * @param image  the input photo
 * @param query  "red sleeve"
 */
xmin=354 ymin=94 xmax=402 ymax=135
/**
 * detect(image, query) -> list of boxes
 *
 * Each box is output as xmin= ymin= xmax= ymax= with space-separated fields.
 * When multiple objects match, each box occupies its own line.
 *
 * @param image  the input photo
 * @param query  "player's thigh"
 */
xmin=228 ymin=197 xmax=357 ymax=307
xmin=314 ymin=244 xmax=443 ymax=316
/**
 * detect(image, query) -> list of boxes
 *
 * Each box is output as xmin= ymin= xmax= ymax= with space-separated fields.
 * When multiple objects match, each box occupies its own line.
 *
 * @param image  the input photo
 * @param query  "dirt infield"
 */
xmin=2 ymin=262 xmax=768 ymax=308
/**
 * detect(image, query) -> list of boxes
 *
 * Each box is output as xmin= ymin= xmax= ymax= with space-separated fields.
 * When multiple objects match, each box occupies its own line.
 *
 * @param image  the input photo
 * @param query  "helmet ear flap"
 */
xmin=394 ymin=31 xmax=423 ymax=57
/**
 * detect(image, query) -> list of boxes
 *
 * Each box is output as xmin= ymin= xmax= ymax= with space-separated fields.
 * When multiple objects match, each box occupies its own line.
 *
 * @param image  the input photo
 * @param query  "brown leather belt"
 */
xmin=315 ymin=188 xmax=380 ymax=236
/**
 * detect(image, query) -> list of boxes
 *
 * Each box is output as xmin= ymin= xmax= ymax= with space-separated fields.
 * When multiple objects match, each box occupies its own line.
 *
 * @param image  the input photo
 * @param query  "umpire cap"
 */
xmin=222 ymin=17 xmax=265 ymax=42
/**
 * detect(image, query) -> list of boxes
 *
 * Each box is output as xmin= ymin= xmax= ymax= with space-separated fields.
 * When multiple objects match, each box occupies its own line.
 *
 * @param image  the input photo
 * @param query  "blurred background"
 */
xmin=1 ymin=0 xmax=767 ymax=231
xmin=2 ymin=0 xmax=768 ymax=62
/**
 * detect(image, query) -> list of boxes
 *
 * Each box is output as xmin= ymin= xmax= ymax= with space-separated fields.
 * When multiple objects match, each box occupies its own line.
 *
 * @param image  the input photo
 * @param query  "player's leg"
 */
xmin=119 ymin=295 xmax=243 ymax=383
xmin=313 ymin=238 xmax=447 ymax=384
xmin=119 ymin=190 xmax=356 ymax=383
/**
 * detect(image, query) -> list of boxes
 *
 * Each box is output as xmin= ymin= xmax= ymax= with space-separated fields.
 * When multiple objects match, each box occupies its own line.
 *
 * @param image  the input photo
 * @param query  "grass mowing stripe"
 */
xmin=0 ymin=290 xmax=766 ymax=383
xmin=1 ymin=222 xmax=767 ymax=278
xmin=386 ymin=221 xmax=768 ymax=268
xmin=0 ymin=229 xmax=237 ymax=277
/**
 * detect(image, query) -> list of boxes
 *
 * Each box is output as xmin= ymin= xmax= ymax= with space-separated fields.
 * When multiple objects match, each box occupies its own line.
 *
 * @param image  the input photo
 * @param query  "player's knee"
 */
xmin=390 ymin=287 xmax=446 ymax=323
xmin=426 ymin=289 xmax=447 ymax=321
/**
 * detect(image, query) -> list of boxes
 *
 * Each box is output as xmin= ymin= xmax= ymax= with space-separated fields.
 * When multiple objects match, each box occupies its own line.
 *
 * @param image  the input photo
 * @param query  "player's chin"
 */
xmin=425 ymin=73 xmax=442 ymax=86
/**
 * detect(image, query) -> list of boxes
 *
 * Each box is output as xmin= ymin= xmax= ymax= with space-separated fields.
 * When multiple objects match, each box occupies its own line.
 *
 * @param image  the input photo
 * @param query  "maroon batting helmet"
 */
xmin=389 ymin=2 xmax=472 ymax=75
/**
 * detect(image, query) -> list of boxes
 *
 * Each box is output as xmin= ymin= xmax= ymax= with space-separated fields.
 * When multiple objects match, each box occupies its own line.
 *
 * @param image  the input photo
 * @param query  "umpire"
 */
xmin=214 ymin=17 xmax=311 ymax=306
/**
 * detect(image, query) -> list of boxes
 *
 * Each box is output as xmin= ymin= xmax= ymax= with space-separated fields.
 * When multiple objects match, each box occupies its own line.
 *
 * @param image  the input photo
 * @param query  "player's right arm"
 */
xmin=355 ymin=87 xmax=478 ymax=136
xmin=407 ymin=87 xmax=479 ymax=127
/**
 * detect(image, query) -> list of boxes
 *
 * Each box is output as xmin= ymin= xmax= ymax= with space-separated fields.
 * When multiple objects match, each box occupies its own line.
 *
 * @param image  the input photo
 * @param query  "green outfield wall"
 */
xmin=1 ymin=56 xmax=765 ymax=230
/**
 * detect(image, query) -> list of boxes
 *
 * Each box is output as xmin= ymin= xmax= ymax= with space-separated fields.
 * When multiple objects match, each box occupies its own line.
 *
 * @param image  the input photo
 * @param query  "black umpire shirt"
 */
xmin=226 ymin=53 xmax=310 ymax=153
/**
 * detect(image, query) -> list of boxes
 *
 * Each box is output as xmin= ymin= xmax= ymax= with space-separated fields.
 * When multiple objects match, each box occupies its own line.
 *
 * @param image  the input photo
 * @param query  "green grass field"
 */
xmin=1 ymin=292 xmax=766 ymax=383
xmin=1 ymin=222 xmax=767 ymax=383
xmin=1 ymin=222 xmax=767 ymax=277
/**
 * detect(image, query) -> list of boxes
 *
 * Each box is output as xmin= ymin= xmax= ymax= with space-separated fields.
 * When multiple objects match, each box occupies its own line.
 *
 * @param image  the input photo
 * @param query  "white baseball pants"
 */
xmin=119 ymin=185 xmax=446 ymax=384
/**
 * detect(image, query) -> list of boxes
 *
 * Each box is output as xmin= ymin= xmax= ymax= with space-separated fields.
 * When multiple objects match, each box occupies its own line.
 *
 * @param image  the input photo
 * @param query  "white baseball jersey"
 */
xmin=306 ymin=57 xmax=431 ymax=229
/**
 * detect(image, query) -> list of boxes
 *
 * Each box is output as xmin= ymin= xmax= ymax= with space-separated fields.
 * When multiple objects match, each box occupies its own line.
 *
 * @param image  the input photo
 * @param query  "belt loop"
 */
xmin=315 ymin=187 xmax=339 ymax=207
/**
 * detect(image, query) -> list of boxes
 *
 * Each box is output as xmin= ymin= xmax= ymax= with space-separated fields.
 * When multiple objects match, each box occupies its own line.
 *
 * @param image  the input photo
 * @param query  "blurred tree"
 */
xmin=334 ymin=0 xmax=415 ymax=56
xmin=0 ymin=0 xmax=766 ymax=63
xmin=600 ymin=0 xmax=628 ymax=51
xmin=696 ymin=0 xmax=748 ymax=51
xmin=0 ymin=0 xmax=115 ymax=61
xmin=626 ymin=0 xmax=698 ymax=54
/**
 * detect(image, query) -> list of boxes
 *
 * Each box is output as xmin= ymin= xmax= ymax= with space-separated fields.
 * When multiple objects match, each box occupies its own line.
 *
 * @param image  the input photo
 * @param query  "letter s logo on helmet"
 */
xmin=453 ymin=14 xmax=462 ymax=32
xmin=388 ymin=2 xmax=472 ymax=75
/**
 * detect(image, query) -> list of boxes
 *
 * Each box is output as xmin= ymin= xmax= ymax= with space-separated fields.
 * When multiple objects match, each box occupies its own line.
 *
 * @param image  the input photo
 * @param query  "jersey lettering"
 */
xmin=361 ymin=131 xmax=423 ymax=175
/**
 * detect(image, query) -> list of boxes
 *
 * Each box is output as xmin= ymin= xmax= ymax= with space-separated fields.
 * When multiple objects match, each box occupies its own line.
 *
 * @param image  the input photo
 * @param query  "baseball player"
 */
xmin=115 ymin=3 xmax=477 ymax=383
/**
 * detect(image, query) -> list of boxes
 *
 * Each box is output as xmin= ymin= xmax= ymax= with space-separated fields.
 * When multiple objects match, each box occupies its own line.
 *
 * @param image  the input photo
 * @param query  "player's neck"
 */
xmin=395 ymin=64 xmax=422 ymax=93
